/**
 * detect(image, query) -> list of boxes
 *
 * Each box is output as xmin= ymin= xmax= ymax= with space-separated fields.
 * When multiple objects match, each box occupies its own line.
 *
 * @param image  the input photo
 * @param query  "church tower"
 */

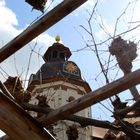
xmin=28 ymin=36 xmax=92 ymax=140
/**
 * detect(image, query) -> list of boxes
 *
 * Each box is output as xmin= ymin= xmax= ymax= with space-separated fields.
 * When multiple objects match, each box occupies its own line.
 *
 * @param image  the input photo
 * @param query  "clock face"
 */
xmin=63 ymin=61 xmax=79 ymax=75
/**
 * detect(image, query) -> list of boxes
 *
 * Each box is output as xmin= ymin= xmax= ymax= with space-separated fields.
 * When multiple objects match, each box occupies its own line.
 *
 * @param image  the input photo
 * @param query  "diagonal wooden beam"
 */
xmin=0 ymin=0 xmax=87 ymax=63
xmin=0 ymin=92 xmax=55 ymax=140
xmin=39 ymin=68 xmax=140 ymax=125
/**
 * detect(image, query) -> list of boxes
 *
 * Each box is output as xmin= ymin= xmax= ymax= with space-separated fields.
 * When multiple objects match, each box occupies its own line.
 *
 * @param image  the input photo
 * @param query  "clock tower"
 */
xmin=28 ymin=36 xmax=92 ymax=140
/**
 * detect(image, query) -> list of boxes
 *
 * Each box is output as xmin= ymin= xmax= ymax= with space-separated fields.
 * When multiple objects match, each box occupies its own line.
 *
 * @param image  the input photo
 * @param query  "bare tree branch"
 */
xmin=115 ymin=97 xmax=140 ymax=117
xmin=21 ymin=103 xmax=122 ymax=131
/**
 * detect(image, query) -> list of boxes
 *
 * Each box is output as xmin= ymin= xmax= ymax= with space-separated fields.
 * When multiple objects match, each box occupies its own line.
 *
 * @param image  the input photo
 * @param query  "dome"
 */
xmin=29 ymin=60 xmax=82 ymax=84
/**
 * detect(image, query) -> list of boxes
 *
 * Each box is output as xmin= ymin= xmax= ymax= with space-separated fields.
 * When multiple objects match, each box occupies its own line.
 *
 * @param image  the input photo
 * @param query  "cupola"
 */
xmin=43 ymin=36 xmax=71 ymax=62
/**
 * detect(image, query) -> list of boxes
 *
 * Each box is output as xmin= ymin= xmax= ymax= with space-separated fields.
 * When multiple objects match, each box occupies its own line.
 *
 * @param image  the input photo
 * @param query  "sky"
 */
xmin=1 ymin=0 xmax=140 ymax=137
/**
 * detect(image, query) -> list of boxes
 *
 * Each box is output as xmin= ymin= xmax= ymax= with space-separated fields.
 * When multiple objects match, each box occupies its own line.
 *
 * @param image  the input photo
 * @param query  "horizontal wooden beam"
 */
xmin=0 ymin=0 xmax=87 ymax=63
xmin=0 ymin=135 xmax=12 ymax=140
xmin=39 ymin=68 xmax=140 ymax=125
xmin=0 ymin=92 xmax=55 ymax=140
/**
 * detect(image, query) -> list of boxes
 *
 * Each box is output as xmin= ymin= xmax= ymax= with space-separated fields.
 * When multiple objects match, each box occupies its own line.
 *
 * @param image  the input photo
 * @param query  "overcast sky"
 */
xmin=1 ymin=0 xmax=140 ymax=137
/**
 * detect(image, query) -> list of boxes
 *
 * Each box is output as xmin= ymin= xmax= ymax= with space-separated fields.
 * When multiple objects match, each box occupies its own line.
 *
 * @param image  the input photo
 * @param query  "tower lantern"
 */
xmin=43 ymin=36 xmax=71 ymax=62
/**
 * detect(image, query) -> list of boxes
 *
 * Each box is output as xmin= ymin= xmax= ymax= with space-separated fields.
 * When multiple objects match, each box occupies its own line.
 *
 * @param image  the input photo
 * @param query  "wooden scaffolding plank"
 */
xmin=0 ymin=0 xmax=87 ymax=63
xmin=0 ymin=92 xmax=55 ymax=140
xmin=39 ymin=68 xmax=140 ymax=125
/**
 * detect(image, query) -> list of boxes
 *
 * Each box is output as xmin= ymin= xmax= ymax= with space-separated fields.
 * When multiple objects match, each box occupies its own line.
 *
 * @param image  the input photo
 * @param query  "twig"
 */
xmin=24 ymin=41 xmax=37 ymax=88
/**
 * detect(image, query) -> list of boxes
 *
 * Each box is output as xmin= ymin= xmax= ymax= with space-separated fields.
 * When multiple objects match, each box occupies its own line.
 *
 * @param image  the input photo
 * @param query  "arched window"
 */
xmin=60 ymin=53 xmax=65 ymax=60
xmin=48 ymin=54 xmax=51 ymax=61
xmin=52 ymin=51 xmax=57 ymax=58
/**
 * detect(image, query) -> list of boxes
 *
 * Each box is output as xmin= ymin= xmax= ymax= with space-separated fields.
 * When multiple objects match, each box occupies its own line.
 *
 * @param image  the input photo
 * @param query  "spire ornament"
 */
xmin=55 ymin=35 xmax=60 ymax=43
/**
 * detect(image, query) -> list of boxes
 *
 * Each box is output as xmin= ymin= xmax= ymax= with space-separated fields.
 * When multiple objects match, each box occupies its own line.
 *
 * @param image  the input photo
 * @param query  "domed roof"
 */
xmin=29 ymin=61 xmax=82 ymax=84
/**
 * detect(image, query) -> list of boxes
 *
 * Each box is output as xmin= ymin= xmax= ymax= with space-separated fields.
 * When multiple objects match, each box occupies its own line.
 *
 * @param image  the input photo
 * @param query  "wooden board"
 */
xmin=39 ymin=68 xmax=140 ymax=125
xmin=0 ymin=92 xmax=55 ymax=140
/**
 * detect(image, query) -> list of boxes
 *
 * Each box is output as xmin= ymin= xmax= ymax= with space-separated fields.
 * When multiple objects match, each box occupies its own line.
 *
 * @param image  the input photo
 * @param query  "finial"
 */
xmin=55 ymin=35 xmax=60 ymax=43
